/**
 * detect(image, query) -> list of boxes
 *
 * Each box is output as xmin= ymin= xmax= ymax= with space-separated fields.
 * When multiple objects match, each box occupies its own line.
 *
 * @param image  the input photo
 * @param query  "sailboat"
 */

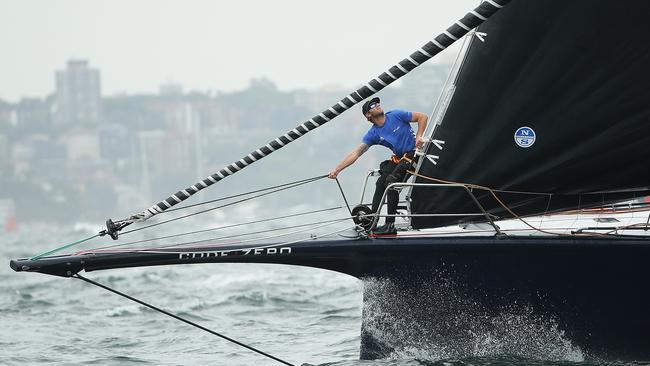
xmin=10 ymin=0 xmax=650 ymax=361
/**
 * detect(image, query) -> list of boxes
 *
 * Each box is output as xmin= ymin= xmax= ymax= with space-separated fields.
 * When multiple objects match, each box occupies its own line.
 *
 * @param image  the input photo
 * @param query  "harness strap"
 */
xmin=390 ymin=151 xmax=416 ymax=165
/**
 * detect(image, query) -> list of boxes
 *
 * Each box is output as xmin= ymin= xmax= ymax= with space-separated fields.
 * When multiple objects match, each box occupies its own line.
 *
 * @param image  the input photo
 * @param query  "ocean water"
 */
xmin=2 ymin=223 xmax=648 ymax=366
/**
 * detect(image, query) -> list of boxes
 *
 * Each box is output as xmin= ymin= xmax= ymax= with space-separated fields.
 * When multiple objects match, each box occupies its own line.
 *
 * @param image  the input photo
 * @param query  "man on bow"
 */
xmin=328 ymin=97 xmax=428 ymax=234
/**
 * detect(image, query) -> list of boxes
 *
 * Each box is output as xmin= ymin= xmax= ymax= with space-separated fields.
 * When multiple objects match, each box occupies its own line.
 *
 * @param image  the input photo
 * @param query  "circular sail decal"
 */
xmin=514 ymin=126 xmax=536 ymax=148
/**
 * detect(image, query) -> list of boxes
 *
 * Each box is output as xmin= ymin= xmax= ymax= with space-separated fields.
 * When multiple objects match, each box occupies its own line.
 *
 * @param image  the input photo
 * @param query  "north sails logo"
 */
xmin=179 ymin=247 xmax=292 ymax=259
xmin=514 ymin=126 xmax=536 ymax=148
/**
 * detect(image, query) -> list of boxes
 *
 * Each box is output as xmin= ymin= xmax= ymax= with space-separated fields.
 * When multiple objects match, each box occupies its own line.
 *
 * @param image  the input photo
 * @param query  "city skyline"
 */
xmin=0 ymin=53 xmax=451 ymax=222
xmin=1 ymin=0 xmax=478 ymax=102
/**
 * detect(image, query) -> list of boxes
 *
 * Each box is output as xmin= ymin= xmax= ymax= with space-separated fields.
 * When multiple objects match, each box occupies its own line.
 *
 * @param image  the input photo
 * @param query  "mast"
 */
xmin=410 ymin=22 xmax=478 ymax=184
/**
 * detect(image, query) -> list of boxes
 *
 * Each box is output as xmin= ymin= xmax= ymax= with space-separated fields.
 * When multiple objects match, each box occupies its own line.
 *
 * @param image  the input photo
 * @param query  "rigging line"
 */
xmin=131 ymin=217 xmax=351 ymax=253
xmin=144 ymin=224 xmax=358 ymax=257
xmin=281 ymin=225 xmax=357 ymax=246
xmin=78 ymin=206 xmax=345 ymax=253
xmin=602 ymin=220 xmax=650 ymax=236
xmin=408 ymin=170 xmax=606 ymax=237
xmin=32 ymin=177 xmax=329 ymax=259
xmin=334 ymin=178 xmax=353 ymax=216
xmin=111 ymin=0 xmax=511 ymax=230
xmin=72 ymin=274 xmax=295 ymax=366
xmin=30 ymin=233 xmax=102 ymax=261
xmin=162 ymin=174 xmax=328 ymax=214
xmin=142 ymin=224 xmax=358 ymax=256
xmin=411 ymin=170 xmax=568 ymax=236
xmin=538 ymin=192 xmax=554 ymax=228
xmin=120 ymin=175 xmax=327 ymax=237
xmin=138 ymin=221 xmax=354 ymax=255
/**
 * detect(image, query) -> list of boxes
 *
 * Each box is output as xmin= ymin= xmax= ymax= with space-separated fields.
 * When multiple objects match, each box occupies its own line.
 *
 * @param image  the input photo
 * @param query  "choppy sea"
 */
xmin=2 ymin=223 xmax=648 ymax=366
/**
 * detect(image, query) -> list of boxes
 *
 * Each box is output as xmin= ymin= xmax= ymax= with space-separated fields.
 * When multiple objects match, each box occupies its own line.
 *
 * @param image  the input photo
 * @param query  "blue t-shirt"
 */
xmin=362 ymin=109 xmax=415 ymax=156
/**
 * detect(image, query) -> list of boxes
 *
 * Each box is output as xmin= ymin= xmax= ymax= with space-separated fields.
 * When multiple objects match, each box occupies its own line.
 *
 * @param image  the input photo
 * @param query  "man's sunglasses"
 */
xmin=369 ymin=102 xmax=380 ymax=109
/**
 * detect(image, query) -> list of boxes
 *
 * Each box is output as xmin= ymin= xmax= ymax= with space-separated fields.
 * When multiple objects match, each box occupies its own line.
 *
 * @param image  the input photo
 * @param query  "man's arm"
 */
xmin=328 ymin=143 xmax=370 ymax=179
xmin=411 ymin=111 xmax=429 ymax=149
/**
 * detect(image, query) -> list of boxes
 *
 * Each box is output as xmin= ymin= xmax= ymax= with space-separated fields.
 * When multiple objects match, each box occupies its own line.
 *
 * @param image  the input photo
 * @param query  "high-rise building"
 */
xmin=54 ymin=60 xmax=102 ymax=125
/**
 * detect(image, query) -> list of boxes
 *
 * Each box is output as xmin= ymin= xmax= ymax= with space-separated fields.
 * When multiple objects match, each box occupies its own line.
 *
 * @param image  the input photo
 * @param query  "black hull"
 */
xmin=10 ymin=235 xmax=650 ymax=360
xmin=355 ymin=237 xmax=650 ymax=360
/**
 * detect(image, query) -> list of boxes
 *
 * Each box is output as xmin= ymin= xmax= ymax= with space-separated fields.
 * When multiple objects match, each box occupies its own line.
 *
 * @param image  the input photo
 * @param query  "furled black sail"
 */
xmin=410 ymin=0 xmax=650 ymax=229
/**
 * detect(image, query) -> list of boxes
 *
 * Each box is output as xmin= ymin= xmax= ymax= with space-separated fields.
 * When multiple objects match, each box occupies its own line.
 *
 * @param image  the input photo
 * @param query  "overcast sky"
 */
xmin=1 ymin=0 xmax=480 ymax=102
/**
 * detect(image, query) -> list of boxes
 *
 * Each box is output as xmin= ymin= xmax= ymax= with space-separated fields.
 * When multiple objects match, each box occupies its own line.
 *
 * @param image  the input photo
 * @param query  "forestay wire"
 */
xmin=105 ymin=0 xmax=511 ymax=237
xmin=31 ymin=174 xmax=341 ymax=259
xmin=119 ymin=174 xmax=328 ymax=236
xmin=80 ymin=206 xmax=344 ymax=253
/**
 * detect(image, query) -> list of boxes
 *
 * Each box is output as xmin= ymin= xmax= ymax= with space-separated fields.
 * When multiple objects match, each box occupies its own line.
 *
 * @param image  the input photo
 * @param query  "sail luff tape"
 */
xmin=127 ymin=0 xmax=511 ymax=223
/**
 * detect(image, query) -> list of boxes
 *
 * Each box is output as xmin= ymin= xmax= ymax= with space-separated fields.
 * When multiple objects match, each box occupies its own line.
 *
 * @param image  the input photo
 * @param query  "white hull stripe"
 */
xmin=318 ymin=113 xmax=330 ymax=121
xmin=396 ymin=63 xmax=408 ymax=73
xmin=230 ymin=163 xmax=241 ymax=171
xmin=366 ymin=83 xmax=377 ymax=92
xmin=385 ymin=70 xmax=397 ymax=79
xmin=199 ymin=181 xmax=207 ymax=188
xmin=328 ymin=107 xmax=339 ymax=115
xmin=216 ymin=171 xmax=225 ymax=179
xmin=207 ymin=175 xmax=217 ymax=183
xmin=283 ymin=134 xmax=294 ymax=142
xmin=239 ymin=159 xmax=249 ymax=166
xmin=291 ymin=128 xmax=303 ymax=136
xmin=172 ymin=195 xmax=182 ymax=203
xmin=247 ymin=153 xmax=258 ymax=161
xmin=181 ymin=190 xmax=191 ymax=197
xmin=256 ymin=149 xmax=266 ymax=157
xmin=275 ymin=138 xmax=285 ymax=146
xmin=337 ymin=101 xmax=348 ymax=109
xmin=161 ymin=200 xmax=171 ymax=208
xmin=224 ymin=167 xmax=234 ymax=175
xmin=419 ymin=48 xmax=433 ymax=57
xmin=266 ymin=144 xmax=276 ymax=152
xmin=375 ymin=77 xmax=388 ymax=86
